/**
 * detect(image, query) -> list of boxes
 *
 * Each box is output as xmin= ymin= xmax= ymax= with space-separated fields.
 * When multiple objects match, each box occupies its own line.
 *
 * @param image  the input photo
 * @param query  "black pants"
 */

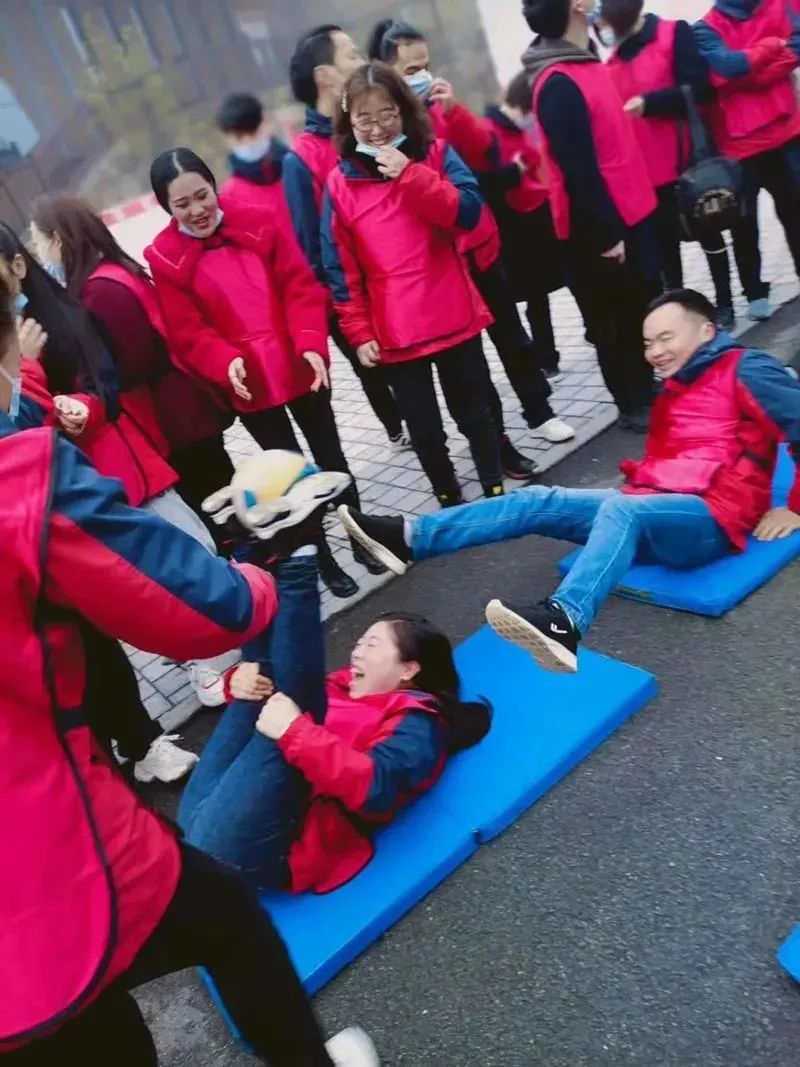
xmin=471 ymin=260 xmax=554 ymax=429
xmin=171 ymin=435 xmax=236 ymax=554
xmin=329 ymin=316 xmax=403 ymax=439
xmin=82 ymin=621 xmax=161 ymax=763
xmin=384 ymin=336 xmax=503 ymax=494
xmin=8 ymin=845 xmax=335 ymax=1067
xmin=567 ymin=220 xmax=659 ymax=415
xmin=731 ymin=137 xmax=800 ymax=302
xmin=654 ymin=182 xmax=733 ymax=310
xmin=241 ymin=390 xmax=359 ymax=512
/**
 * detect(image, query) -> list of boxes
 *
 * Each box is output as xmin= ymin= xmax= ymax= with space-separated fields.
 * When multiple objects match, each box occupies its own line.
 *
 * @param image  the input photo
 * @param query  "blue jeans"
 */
xmin=412 ymin=486 xmax=731 ymax=634
xmin=178 ymin=557 xmax=326 ymax=889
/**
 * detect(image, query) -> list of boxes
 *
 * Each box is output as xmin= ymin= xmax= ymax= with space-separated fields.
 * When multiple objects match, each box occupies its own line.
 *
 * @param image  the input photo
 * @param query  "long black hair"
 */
xmin=366 ymin=18 xmax=426 ymax=63
xmin=150 ymin=147 xmax=218 ymax=214
xmin=0 ymin=222 xmax=117 ymax=408
xmin=377 ymin=611 xmax=491 ymax=754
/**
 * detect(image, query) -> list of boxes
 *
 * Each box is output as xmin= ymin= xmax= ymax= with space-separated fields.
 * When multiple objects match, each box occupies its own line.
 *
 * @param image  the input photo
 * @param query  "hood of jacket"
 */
xmin=713 ymin=0 xmax=765 ymax=19
xmin=521 ymin=36 xmax=599 ymax=89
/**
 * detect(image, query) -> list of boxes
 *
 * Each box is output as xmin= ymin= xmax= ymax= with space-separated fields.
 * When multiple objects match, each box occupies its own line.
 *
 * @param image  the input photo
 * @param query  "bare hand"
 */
xmin=256 ymin=692 xmax=302 ymax=740
xmin=356 ymin=340 xmax=381 ymax=367
xmin=228 ymin=357 xmax=252 ymax=402
xmin=229 ymin=661 xmax=275 ymax=702
xmin=753 ymin=506 xmax=800 ymax=541
xmin=16 ymin=316 xmax=48 ymax=361
xmin=601 ymin=240 xmax=626 ymax=264
xmin=303 ymin=351 xmax=330 ymax=391
xmin=428 ymin=77 xmax=455 ymax=113
xmin=624 ymin=95 xmax=646 ymax=117
xmin=376 ymin=145 xmax=410 ymax=180
xmin=53 ymin=394 xmax=89 ymax=436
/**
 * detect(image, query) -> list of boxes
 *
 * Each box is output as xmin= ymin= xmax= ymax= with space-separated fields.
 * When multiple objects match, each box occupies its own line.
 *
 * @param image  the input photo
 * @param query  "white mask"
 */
xmin=599 ymin=26 xmax=617 ymax=47
xmin=355 ymin=133 xmax=407 ymax=158
xmin=231 ymin=135 xmax=272 ymax=164
xmin=404 ymin=70 xmax=434 ymax=99
xmin=0 ymin=363 xmax=21 ymax=421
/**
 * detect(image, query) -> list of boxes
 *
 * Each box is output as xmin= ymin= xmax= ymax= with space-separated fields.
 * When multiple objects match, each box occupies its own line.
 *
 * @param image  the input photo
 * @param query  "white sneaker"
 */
xmin=188 ymin=649 xmax=241 ymax=708
xmin=389 ymin=429 xmax=412 ymax=454
xmin=134 ymin=735 xmax=199 ymax=784
xmin=532 ymin=417 xmax=575 ymax=443
xmin=325 ymin=1027 xmax=380 ymax=1067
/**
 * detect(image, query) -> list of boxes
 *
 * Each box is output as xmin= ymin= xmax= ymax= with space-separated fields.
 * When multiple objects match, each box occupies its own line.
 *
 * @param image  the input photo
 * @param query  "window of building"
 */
xmin=234 ymin=13 xmax=277 ymax=72
xmin=0 ymin=80 xmax=40 ymax=159
xmin=59 ymin=5 xmax=94 ymax=65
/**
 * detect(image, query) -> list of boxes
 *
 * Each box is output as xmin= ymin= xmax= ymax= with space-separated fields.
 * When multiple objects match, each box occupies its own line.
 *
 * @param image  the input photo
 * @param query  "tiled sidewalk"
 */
xmin=134 ymin=195 xmax=799 ymax=729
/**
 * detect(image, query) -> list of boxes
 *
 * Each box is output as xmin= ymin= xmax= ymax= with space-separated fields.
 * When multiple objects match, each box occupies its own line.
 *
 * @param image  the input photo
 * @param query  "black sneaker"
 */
xmin=716 ymin=306 xmax=735 ymax=332
xmin=350 ymin=535 xmax=388 ymax=575
xmin=500 ymin=435 xmax=537 ymax=481
xmin=318 ymin=539 xmax=359 ymax=599
xmin=436 ymin=484 xmax=464 ymax=509
xmin=617 ymin=408 xmax=651 ymax=434
xmin=483 ymin=483 xmax=505 ymax=499
xmin=485 ymin=598 xmax=579 ymax=673
xmin=337 ymin=506 xmax=411 ymax=575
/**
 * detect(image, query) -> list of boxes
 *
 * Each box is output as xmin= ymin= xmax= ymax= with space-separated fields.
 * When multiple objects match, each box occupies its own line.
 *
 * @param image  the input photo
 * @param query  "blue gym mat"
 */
xmin=205 ymin=626 xmax=656 ymax=1029
xmin=558 ymin=448 xmax=798 ymax=618
xmin=777 ymin=924 xmax=800 ymax=981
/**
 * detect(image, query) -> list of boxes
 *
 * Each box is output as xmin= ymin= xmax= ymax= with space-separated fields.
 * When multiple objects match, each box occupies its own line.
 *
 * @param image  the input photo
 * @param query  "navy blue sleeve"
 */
xmin=361 ymin=713 xmax=444 ymax=816
xmin=737 ymin=351 xmax=800 ymax=458
xmin=643 ymin=20 xmax=712 ymax=117
xmin=283 ymin=150 xmax=324 ymax=282
xmin=443 ymin=145 xmax=484 ymax=231
xmin=15 ymin=395 xmax=47 ymax=430
xmin=537 ymin=73 xmax=625 ymax=252
xmin=320 ymin=190 xmax=350 ymax=303
xmin=692 ymin=19 xmax=751 ymax=79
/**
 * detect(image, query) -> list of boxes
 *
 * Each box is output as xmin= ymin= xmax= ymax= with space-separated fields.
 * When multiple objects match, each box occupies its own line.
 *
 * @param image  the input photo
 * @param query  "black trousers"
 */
xmin=8 ymin=845 xmax=335 ymax=1067
xmin=654 ymin=182 xmax=733 ymax=310
xmin=81 ymin=621 xmax=161 ymax=763
xmin=171 ymin=435 xmax=236 ymax=554
xmin=566 ymin=220 xmax=660 ymax=415
xmin=241 ymin=390 xmax=359 ymax=512
xmin=329 ymin=316 xmax=403 ymax=439
xmin=384 ymin=336 xmax=503 ymax=494
xmin=731 ymin=137 xmax=800 ymax=302
xmin=471 ymin=260 xmax=554 ymax=429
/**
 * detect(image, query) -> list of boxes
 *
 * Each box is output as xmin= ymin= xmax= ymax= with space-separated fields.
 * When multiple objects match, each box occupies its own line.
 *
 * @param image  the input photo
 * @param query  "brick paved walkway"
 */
xmin=131 ymin=195 xmax=799 ymax=731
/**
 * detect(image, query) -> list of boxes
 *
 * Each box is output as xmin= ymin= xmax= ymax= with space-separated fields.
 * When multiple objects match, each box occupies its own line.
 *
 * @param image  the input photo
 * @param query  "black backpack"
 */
xmin=676 ymin=84 xmax=744 ymax=241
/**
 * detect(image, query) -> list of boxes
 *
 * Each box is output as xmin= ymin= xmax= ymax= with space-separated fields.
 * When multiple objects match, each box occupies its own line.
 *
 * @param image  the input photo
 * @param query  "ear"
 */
xmin=11 ymin=254 xmax=27 ymax=281
xmin=400 ymin=660 xmax=421 ymax=687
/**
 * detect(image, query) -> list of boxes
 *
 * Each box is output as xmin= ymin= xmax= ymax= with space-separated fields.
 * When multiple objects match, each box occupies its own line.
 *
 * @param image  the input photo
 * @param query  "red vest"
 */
xmin=0 ymin=429 xmax=180 ymax=1048
xmin=607 ymin=19 xmax=691 ymax=188
xmin=327 ymin=140 xmax=490 ymax=363
xmin=620 ymin=349 xmax=779 ymax=548
xmin=533 ymin=62 xmax=657 ymax=240
xmin=483 ymin=113 xmax=550 ymax=214
xmin=703 ymin=0 xmax=800 ymax=159
xmin=290 ymin=132 xmax=339 ymax=209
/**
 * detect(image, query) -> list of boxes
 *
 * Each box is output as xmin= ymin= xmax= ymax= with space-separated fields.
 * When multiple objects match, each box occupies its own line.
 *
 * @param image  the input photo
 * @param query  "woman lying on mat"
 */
xmin=178 ymin=550 xmax=491 ymax=893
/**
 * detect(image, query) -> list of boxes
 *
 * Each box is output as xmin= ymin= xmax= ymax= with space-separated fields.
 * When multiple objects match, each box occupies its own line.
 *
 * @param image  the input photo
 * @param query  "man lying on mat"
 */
xmin=339 ymin=289 xmax=800 ymax=674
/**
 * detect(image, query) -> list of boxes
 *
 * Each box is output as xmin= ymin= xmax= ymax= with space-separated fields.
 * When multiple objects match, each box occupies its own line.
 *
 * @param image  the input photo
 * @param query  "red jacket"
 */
xmin=0 ymin=423 xmax=277 ymax=1048
xmin=84 ymin=262 xmax=232 ymax=453
xmin=696 ymin=0 xmax=800 ymax=159
xmin=482 ymin=108 xmax=550 ymax=214
xmin=607 ymin=18 xmax=691 ymax=188
xmin=144 ymin=200 xmax=329 ymax=414
xmin=219 ymin=174 xmax=292 ymax=222
xmin=279 ymin=669 xmax=446 ymax=894
xmin=322 ymin=140 xmax=492 ymax=363
xmin=533 ymin=63 xmax=657 ymax=240
xmin=621 ymin=336 xmax=800 ymax=548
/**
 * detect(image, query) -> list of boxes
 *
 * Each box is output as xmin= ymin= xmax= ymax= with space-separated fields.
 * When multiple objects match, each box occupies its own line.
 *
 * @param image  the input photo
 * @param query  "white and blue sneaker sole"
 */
xmin=485 ymin=599 xmax=578 ymax=674
xmin=337 ymin=505 xmax=408 ymax=576
xmin=245 ymin=472 xmax=352 ymax=540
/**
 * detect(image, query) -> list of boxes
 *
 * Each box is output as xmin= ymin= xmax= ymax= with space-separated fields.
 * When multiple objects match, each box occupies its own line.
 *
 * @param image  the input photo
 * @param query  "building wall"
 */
xmin=0 ymin=0 xmax=498 ymax=231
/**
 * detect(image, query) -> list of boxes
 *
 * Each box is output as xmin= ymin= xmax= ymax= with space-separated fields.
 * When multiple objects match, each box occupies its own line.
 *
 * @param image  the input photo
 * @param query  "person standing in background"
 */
xmin=601 ymin=0 xmax=737 ymax=331
xmin=520 ymin=0 xmax=660 ymax=432
xmin=216 ymin=92 xmax=292 ymax=219
xmin=694 ymin=0 xmax=800 ymax=322
xmin=283 ymin=25 xmax=411 ymax=456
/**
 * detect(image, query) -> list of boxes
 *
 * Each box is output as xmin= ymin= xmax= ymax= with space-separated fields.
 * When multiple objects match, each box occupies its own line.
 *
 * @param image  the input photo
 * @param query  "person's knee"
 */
xmin=595 ymin=493 xmax=638 ymax=529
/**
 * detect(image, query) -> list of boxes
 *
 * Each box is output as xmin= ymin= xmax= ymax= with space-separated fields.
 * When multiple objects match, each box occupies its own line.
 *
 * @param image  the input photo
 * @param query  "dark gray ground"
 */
xmin=139 ymin=306 xmax=800 ymax=1066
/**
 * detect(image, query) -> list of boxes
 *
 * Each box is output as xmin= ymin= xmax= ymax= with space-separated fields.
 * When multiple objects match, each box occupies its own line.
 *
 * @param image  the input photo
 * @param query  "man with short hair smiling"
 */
xmin=340 ymin=289 xmax=800 ymax=674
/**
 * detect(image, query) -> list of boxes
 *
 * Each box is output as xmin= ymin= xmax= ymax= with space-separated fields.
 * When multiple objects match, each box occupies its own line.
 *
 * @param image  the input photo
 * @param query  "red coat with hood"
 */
xmin=144 ymin=199 xmax=329 ymax=414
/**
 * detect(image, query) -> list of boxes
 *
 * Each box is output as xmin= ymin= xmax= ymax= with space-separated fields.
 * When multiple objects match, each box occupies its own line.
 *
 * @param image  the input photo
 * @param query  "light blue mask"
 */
xmin=179 ymin=208 xmax=225 ymax=238
xmin=44 ymin=261 xmax=66 ymax=287
xmin=13 ymin=292 xmax=28 ymax=315
xmin=0 ymin=364 xmax=21 ymax=421
xmin=599 ymin=26 xmax=616 ymax=47
xmin=586 ymin=7 xmax=603 ymax=26
xmin=404 ymin=69 xmax=434 ymax=99
xmin=231 ymin=136 xmax=272 ymax=164
xmin=355 ymin=133 xmax=407 ymax=159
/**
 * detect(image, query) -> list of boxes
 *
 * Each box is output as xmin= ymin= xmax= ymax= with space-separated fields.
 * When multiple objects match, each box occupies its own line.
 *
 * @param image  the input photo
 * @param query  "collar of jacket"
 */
xmin=304 ymin=107 xmax=334 ymax=138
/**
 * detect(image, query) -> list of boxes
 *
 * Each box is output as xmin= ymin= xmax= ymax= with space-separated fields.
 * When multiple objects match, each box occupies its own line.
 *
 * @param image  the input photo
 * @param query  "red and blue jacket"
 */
xmin=282 ymin=109 xmax=339 ymax=284
xmin=0 ymin=418 xmax=277 ymax=1048
xmin=693 ymin=0 xmax=800 ymax=159
xmin=321 ymin=139 xmax=492 ymax=362
xmin=621 ymin=332 xmax=800 ymax=547
xmin=278 ymin=669 xmax=447 ymax=893
xmin=220 ymin=135 xmax=291 ymax=219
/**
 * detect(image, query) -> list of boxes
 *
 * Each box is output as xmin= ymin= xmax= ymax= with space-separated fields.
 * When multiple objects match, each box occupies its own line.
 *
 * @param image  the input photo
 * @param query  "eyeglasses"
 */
xmin=351 ymin=107 xmax=400 ymax=133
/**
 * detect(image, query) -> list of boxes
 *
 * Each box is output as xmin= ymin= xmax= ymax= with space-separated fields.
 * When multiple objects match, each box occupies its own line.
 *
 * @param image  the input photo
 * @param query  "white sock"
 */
xmin=403 ymin=518 xmax=413 ymax=546
xmin=291 ymin=545 xmax=318 ymax=558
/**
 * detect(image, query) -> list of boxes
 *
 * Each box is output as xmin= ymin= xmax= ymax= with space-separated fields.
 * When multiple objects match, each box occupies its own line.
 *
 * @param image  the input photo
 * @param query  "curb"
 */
xmin=101 ymin=192 xmax=158 ymax=226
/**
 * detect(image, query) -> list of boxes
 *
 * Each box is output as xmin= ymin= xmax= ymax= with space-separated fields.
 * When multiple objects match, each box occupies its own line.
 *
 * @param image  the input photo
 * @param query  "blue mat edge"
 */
xmin=777 ymin=924 xmax=800 ymax=980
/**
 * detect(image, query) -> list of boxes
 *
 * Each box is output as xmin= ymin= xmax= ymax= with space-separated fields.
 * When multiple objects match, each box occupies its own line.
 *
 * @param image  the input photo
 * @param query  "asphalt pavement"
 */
xmin=139 ymin=305 xmax=800 ymax=1066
